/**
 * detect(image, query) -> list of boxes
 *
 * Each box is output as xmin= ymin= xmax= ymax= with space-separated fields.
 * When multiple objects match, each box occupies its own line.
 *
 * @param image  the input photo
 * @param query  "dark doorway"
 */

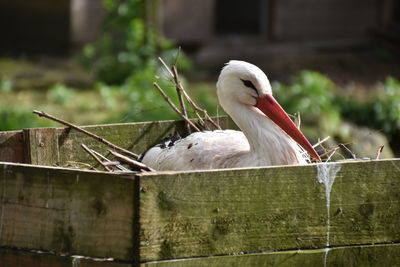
xmin=394 ymin=1 xmax=400 ymax=23
xmin=215 ymin=0 xmax=268 ymax=35
xmin=0 ymin=0 xmax=70 ymax=56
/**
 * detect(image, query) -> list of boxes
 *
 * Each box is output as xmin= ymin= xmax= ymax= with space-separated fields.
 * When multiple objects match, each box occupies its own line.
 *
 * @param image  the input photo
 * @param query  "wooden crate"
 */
xmin=1 ymin=119 xmax=400 ymax=266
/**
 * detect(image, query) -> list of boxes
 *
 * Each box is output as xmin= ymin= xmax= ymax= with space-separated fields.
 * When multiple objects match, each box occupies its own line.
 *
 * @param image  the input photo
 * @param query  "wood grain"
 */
xmin=0 ymin=162 xmax=137 ymax=261
xmin=22 ymin=117 xmax=229 ymax=167
xmin=143 ymin=243 xmax=400 ymax=267
xmin=0 ymin=248 xmax=129 ymax=267
xmin=0 ymin=130 xmax=26 ymax=163
xmin=1 ymin=158 xmax=399 ymax=263
xmin=137 ymin=159 xmax=400 ymax=261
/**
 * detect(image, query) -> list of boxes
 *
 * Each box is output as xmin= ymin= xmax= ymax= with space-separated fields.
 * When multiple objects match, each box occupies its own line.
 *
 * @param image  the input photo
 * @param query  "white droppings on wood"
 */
xmin=323 ymin=247 xmax=331 ymax=267
xmin=316 ymin=162 xmax=341 ymax=247
xmin=72 ymin=255 xmax=83 ymax=267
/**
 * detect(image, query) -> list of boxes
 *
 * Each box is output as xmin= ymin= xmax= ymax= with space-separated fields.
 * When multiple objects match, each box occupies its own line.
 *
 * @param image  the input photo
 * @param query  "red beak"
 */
xmin=255 ymin=95 xmax=321 ymax=162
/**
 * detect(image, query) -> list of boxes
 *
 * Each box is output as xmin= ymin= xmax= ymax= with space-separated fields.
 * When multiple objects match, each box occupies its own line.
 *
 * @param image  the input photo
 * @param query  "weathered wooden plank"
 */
xmin=0 ymin=130 xmax=26 ymax=163
xmin=137 ymin=159 xmax=400 ymax=261
xmin=0 ymin=162 xmax=137 ymax=261
xmin=0 ymin=248 xmax=130 ymax=267
xmin=25 ymin=117 xmax=228 ymax=167
xmin=142 ymin=243 xmax=400 ymax=267
xmin=24 ymin=128 xmax=59 ymax=165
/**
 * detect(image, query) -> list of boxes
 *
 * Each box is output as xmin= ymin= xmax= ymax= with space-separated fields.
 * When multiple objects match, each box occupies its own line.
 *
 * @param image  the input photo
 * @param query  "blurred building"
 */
xmin=1 ymin=0 xmax=399 ymax=70
xmin=161 ymin=0 xmax=400 ymax=70
xmin=0 ymin=0 xmax=105 ymax=55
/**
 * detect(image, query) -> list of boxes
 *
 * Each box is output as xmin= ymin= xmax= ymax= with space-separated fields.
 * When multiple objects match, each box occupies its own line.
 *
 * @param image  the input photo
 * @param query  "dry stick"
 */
xmin=90 ymin=149 xmax=131 ymax=172
xmin=33 ymin=110 xmax=139 ymax=159
xmin=81 ymin=144 xmax=112 ymax=172
xmin=158 ymin=57 xmax=221 ymax=130
xmin=108 ymin=150 xmax=154 ymax=172
xmin=102 ymin=161 xmax=121 ymax=166
xmin=172 ymin=65 xmax=191 ymax=133
xmin=338 ymin=143 xmax=356 ymax=159
xmin=376 ymin=145 xmax=384 ymax=160
xmin=295 ymin=112 xmax=301 ymax=129
xmin=319 ymin=146 xmax=342 ymax=159
xmin=153 ymin=82 xmax=201 ymax=132
xmin=158 ymin=57 xmax=204 ymax=129
xmin=66 ymin=161 xmax=98 ymax=171
xmin=172 ymin=47 xmax=196 ymax=132
xmin=325 ymin=147 xmax=340 ymax=162
xmin=313 ymin=136 xmax=330 ymax=148
xmin=158 ymin=56 xmax=174 ymax=77
xmin=174 ymin=46 xmax=181 ymax=67
xmin=181 ymin=89 xmax=221 ymax=130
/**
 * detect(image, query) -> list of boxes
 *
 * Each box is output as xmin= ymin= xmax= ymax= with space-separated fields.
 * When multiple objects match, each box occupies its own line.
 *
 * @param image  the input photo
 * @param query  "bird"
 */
xmin=140 ymin=60 xmax=321 ymax=171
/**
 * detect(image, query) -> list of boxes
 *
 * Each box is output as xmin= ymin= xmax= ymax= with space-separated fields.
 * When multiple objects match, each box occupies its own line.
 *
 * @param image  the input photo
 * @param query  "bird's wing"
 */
xmin=140 ymin=130 xmax=250 ymax=171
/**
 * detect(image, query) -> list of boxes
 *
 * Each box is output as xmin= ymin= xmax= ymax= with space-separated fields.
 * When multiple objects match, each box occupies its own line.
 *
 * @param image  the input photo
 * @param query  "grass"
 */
xmin=0 ymin=81 xmax=221 ymax=131
xmin=0 ymin=89 xmax=127 ymax=130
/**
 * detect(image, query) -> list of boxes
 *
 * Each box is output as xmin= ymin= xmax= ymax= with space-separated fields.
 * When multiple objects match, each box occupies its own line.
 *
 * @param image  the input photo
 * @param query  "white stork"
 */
xmin=140 ymin=60 xmax=321 ymax=171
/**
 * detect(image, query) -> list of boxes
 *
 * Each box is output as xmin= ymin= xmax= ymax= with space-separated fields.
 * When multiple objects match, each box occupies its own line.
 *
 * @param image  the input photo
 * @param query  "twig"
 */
xmin=90 ymin=149 xmax=131 ymax=172
xmin=153 ymin=82 xmax=201 ymax=131
xmin=338 ymin=143 xmax=356 ymax=159
xmin=326 ymin=147 xmax=340 ymax=162
xmin=102 ymin=161 xmax=121 ymax=166
xmin=172 ymin=65 xmax=191 ymax=133
xmin=174 ymin=46 xmax=181 ymax=67
xmin=33 ymin=110 xmax=139 ymax=159
xmin=319 ymin=146 xmax=340 ymax=159
xmin=66 ymin=161 xmax=98 ymax=171
xmin=158 ymin=57 xmax=174 ymax=77
xmin=181 ymin=89 xmax=221 ymax=130
xmin=295 ymin=112 xmax=301 ymax=129
xmin=375 ymin=145 xmax=384 ymax=160
xmin=81 ymin=144 xmax=112 ymax=172
xmin=108 ymin=150 xmax=154 ymax=172
xmin=313 ymin=136 xmax=330 ymax=148
xmin=158 ymin=57 xmax=221 ymax=130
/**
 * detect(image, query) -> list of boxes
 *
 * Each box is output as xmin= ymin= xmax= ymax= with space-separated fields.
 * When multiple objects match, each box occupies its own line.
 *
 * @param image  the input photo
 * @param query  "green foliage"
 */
xmin=80 ymin=0 xmax=190 ymax=85
xmin=0 ymin=106 xmax=54 ymax=131
xmin=47 ymin=83 xmax=76 ymax=105
xmin=0 ymin=77 xmax=13 ymax=93
xmin=338 ymin=76 xmax=400 ymax=142
xmin=273 ymin=71 xmax=341 ymax=134
xmin=97 ymin=68 xmax=180 ymax=123
xmin=76 ymin=0 xmax=193 ymax=123
xmin=374 ymin=77 xmax=400 ymax=133
xmin=272 ymin=71 xmax=400 ymax=154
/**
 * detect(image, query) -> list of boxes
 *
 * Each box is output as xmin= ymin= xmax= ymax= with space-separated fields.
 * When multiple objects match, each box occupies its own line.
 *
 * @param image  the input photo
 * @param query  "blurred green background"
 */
xmin=1 ymin=0 xmax=399 ymax=158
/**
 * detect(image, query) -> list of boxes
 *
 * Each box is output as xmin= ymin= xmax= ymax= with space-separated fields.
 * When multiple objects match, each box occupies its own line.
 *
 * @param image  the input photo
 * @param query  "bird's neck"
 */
xmin=226 ymin=103 xmax=306 ymax=166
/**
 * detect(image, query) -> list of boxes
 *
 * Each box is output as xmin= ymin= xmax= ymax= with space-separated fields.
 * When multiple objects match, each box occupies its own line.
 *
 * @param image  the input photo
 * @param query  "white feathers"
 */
xmin=141 ymin=130 xmax=250 ymax=171
xmin=141 ymin=60 xmax=310 ymax=171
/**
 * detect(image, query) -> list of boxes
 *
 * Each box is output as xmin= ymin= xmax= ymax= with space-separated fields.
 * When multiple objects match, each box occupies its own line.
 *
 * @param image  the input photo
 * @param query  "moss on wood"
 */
xmin=137 ymin=159 xmax=400 ymax=261
xmin=0 ymin=162 xmax=136 ymax=261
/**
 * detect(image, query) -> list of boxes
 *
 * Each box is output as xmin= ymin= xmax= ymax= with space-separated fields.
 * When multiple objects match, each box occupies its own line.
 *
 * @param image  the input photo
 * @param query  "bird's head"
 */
xmin=217 ymin=60 xmax=272 ymax=106
xmin=217 ymin=60 xmax=321 ymax=162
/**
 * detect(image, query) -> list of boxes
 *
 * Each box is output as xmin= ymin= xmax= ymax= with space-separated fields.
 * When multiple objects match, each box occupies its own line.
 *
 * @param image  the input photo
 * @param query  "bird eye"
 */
xmin=240 ymin=79 xmax=258 ymax=95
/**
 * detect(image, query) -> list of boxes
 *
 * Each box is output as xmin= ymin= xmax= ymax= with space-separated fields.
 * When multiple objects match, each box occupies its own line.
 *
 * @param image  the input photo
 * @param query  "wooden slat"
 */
xmin=0 ymin=162 xmax=137 ymax=261
xmin=24 ymin=128 xmax=59 ymax=165
xmin=0 ymin=248 xmax=130 ymax=267
xmin=1 ymin=158 xmax=400 ymax=263
xmin=2 ymin=242 xmax=399 ymax=267
xmin=24 ymin=117 xmax=228 ymax=167
xmin=142 ymin=243 xmax=400 ymax=266
xmin=0 ymin=130 xmax=26 ymax=163
xmin=137 ymin=159 xmax=400 ymax=261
